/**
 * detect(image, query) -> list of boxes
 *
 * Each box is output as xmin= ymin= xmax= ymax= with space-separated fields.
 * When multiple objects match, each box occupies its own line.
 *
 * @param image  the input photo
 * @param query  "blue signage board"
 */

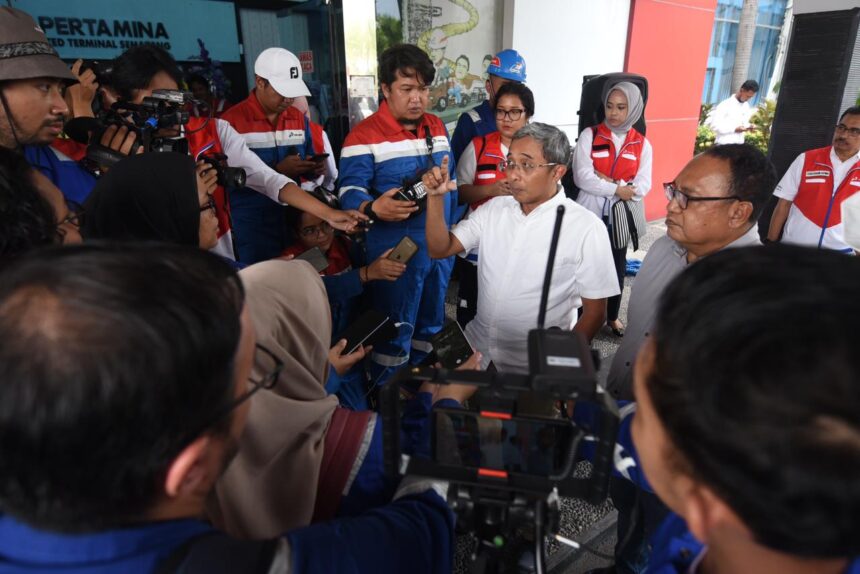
xmin=11 ymin=0 xmax=240 ymax=62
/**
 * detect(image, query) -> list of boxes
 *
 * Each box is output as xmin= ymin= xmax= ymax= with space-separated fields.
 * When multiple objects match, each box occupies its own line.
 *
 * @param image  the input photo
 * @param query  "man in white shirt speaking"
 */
xmin=422 ymin=122 xmax=619 ymax=373
xmin=706 ymin=80 xmax=759 ymax=145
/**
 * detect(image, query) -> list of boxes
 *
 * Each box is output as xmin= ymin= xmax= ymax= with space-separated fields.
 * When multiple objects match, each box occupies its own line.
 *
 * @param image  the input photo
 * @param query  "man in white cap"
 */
xmin=221 ymin=48 xmax=339 ymax=263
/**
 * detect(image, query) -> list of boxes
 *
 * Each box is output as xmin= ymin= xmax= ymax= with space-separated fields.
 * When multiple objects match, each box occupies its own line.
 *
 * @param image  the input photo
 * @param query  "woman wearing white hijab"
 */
xmin=573 ymin=81 xmax=652 ymax=337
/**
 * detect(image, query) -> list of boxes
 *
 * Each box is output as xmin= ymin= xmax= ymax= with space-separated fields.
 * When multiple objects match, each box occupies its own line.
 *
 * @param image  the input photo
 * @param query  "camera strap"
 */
xmin=424 ymin=125 xmax=435 ymax=168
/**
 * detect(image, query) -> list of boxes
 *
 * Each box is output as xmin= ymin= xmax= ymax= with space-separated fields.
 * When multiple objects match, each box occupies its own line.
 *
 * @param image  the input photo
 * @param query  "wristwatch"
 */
xmin=363 ymin=200 xmax=377 ymax=220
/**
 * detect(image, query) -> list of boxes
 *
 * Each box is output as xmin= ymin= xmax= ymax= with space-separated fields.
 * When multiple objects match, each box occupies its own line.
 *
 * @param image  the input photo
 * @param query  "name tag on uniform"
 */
xmin=592 ymin=150 xmax=610 ymax=158
xmin=850 ymin=180 xmax=860 ymax=187
xmin=621 ymin=153 xmax=637 ymax=161
xmin=805 ymin=170 xmax=830 ymax=178
xmin=804 ymin=179 xmax=827 ymax=184
xmin=477 ymin=173 xmax=496 ymax=180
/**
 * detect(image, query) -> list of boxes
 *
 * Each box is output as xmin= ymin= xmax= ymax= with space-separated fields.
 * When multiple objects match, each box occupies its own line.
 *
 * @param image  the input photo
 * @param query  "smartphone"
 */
xmin=387 ymin=236 xmax=419 ymax=264
xmin=432 ymin=408 xmax=578 ymax=478
xmin=311 ymin=153 xmax=330 ymax=162
xmin=296 ymin=246 xmax=329 ymax=273
xmin=430 ymin=321 xmax=474 ymax=369
xmin=335 ymin=309 xmax=398 ymax=355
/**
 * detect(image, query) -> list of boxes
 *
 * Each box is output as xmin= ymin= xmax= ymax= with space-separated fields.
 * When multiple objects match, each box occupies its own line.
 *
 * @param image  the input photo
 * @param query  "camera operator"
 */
xmin=97 ymin=45 xmax=365 ymax=261
xmin=0 ymin=243 xmax=454 ymax=574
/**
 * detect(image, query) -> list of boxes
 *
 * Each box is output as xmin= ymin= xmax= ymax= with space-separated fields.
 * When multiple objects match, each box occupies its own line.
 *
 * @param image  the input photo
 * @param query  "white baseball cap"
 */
xmin=254 ymin=48 xmax=310 ymax=98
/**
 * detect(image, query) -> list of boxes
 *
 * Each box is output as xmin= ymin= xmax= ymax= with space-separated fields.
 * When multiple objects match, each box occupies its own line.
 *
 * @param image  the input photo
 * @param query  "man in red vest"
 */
xmin=768 ymin=106 xmax=860 ymax=252
xmin=102 ymin=46 xmax=363 ymax=262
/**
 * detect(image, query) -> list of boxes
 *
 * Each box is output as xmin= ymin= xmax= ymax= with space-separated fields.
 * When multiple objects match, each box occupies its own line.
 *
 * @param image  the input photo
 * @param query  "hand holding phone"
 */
xmin=387 ymin=236 xmax=419 ymax=264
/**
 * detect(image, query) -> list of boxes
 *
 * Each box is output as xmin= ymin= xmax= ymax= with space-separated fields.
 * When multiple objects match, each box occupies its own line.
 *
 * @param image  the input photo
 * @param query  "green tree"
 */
xmin=376 ymin=15 xmax=403 ymax=54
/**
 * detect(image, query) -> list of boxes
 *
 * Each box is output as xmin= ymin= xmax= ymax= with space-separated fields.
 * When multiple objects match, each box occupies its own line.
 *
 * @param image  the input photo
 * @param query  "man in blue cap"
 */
xmin=449 ymin=49 xmax=526 ymax=162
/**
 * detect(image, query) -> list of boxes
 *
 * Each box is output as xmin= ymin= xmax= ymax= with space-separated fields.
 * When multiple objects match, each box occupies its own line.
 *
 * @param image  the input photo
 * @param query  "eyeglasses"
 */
xmin=188 ymin=343 xmax=284 ymax=441
xmin=55 ymin=200 xmax=84 ymax=239
xmin=495 ymin=108 xmax=525 ymax=121
xmin=199 ymin=194 xmax=217 ymax=213
xmin=835 ymin=123 xmax=860 ymax=138
xmin=300 ymin=221 xmax=332 ymax=237
xmin=499 ymin=160 xmax=559 ymax=175
xmin=664 ymin=182 xmax=741 ymax=210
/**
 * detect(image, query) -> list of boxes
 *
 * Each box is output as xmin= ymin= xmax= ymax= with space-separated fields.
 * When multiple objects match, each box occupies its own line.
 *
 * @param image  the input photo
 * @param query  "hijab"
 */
xmin=82 ymin=152 xmax=199 ymax=246
xmin=603 ymin=81 xmax=645 ymax=136
xmin=207 ymin=259 xmax=339 ymax=538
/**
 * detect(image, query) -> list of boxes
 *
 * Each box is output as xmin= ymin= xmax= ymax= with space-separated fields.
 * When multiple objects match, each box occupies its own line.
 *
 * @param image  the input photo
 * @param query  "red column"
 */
xmin=625 ymin=0 xmax=717 ymax=221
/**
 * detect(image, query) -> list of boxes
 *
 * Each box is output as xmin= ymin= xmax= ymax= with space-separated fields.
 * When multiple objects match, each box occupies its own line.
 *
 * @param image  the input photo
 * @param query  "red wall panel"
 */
xmin=625 ymin=0 xmax=717 ymax=220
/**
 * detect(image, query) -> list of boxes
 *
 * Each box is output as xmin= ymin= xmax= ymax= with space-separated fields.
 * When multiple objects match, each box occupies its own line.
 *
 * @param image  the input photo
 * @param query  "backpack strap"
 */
xmin=156 ymin=532 xmax=279 ymax=574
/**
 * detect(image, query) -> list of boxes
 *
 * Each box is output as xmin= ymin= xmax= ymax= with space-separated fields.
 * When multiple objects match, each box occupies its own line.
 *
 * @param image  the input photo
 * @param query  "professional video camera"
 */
xmin=381 ymin=206 xmax=620 ymax=574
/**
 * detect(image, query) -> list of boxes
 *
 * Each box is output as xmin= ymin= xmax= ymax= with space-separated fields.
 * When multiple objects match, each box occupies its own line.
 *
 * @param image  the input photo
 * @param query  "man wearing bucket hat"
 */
xmin=221 ymin=48 xmax=339 ymax=264
xmin=0 ymin=7 xmax=76 ymax=150
xmin=449 ymin=49 xmax=526 ymax=163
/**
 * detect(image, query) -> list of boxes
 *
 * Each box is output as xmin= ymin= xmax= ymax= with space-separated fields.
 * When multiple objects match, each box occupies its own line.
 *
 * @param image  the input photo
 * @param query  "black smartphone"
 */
xmin=387 ymin=236 xmax=419 ymax=264
xmin=295 ymin=246 xmax=329 ymax=273
xmin=430 ymin=321 xmax=474 ymax=369
xmin=335 ymin=309 xmax=398 ymax=355
xmin=311 ymin=153 xmax=330 ymax=162
xmin=432 ymin=408 xmax=577 ymax=478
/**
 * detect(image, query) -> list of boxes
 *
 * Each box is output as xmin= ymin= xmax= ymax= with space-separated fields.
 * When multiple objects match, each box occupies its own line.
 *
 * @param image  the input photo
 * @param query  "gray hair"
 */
xmin=511 ymin=122 xmax=571 ymax=166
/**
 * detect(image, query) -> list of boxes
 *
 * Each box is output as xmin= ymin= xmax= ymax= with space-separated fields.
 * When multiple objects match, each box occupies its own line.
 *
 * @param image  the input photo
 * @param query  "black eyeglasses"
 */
xmin=186 ymin=344 xmax=283 ymax=442
xmin=664 ymin=182 xmax=740 ymax=210
xmin=835 ymin=123 xmax=860 ymax=138
xmin=55 ymin=200 xmax=84 ymax=239
xmin=199 ymin=194 xmax=217 ymax=213
xmin=495 ymin=108 xmax=525 ymax=121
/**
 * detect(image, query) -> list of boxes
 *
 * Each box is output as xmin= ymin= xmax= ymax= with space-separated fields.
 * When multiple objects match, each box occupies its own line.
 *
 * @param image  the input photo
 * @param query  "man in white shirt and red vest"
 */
xmin=705 ymin=80 xmax=758 ymax=145
xmin=767 ymin=106 xmax=860 ymax=253
xmin=423 ymin=122 xmax=618 ymax=373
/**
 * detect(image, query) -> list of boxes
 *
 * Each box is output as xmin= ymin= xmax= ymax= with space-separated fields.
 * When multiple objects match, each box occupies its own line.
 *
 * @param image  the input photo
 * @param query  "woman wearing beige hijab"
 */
xmin=208 ymin=259 xmax=478 ymax=539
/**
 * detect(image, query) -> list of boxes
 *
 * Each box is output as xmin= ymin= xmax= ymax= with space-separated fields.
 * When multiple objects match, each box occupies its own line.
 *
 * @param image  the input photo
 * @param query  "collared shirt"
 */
xmin=450 ymin=100 xmax=496 ymax=162
xmin=606 ymin=226 xmax=761 ymax=399
xmin=221 ymin=92 xmax=336 ymax=193
xmin=705 ymin=95 xmax=755 ymax=145
xmin=572 ymin=126 xmax=653 ymax=220
xmin=452 ymin=189 xmax=619 ymax=373
xmin=774 ymin=147 xmax=860 ymax=251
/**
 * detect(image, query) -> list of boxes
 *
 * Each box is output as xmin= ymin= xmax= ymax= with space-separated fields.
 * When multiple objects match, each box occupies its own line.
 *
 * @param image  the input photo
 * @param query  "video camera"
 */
xmin=381 ymin=206 xmax=620 ymax=574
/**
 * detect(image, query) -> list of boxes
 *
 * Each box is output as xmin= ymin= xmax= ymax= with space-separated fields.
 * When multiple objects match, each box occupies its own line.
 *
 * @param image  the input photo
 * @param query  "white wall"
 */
xmin=794 ymin=0 xmax=860 ymax=14
xmin=506 ymin=0 xmax=631 ymax=144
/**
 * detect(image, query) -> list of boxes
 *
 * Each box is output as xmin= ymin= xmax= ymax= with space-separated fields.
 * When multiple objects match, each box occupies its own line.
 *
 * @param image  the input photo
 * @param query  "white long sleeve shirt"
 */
xmin=572 ymin=126 xmax=653 ymax=220
xmin=706 ymin=96 xmax=755 ymax=145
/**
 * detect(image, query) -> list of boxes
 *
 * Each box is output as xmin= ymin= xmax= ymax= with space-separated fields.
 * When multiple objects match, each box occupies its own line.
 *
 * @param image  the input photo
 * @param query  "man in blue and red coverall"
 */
xmin=338 ymin=44 xmax=458 ymax=383
xmin=221 ymin=48 xmax=340 ymax=264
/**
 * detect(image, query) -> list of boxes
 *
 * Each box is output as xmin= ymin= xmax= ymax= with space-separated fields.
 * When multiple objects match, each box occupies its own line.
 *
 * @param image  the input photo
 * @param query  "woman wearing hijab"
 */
xmin=82 ymin=152 xmax=221 ymax=253
xmin=208 ymin=259 xmax=479 ymax=539
xmin=573 ymin=81 xmax=652 ymax=337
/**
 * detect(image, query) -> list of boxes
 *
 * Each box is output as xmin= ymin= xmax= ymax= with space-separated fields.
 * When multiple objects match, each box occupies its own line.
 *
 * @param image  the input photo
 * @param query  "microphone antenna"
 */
xmin=537 ymin=205 xmax=565 ymax=330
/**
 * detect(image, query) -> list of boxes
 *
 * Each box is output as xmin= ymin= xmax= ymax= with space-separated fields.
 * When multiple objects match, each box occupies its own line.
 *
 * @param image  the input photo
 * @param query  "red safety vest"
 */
xmin=184 ymin=117 xmax=232 ymax=247
xmin=590 ymin=123 xmax=644 ymax=182
xmin=794 ymin=146 xmax=860 ymax=229
xmin=468 ymin=131 xmax=507 ymax=211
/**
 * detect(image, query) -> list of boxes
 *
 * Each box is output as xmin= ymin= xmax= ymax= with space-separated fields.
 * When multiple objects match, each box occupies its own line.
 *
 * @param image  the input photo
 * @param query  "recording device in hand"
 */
xmin=199 ymin=153 xmax=247 ymax=189
xmin=431 ymin=321 xmax=474 ymax=369
xmin=295 ymin=246 xmax=329 ymax=273
xmin=387 ymin=236 xmax=418 ymax=264
xmin=380 ymin=205 xmax=620 ymax=574
xmin=335 ymin=309 xmax=398 ymax=355
xmin=311 ymin=153 xmax=330 ymax=162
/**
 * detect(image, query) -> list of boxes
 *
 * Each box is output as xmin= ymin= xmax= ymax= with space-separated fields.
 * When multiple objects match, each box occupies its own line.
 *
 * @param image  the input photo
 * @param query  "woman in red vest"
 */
xmin=454 ymin=82 xmax=535 ymax=325
xmin=573 ymin=82 xmax=652 ymax=337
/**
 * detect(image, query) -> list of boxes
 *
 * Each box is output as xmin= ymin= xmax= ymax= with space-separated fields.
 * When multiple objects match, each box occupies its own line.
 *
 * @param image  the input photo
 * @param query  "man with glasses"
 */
xmin=767 ymin=106 xmax=860 ymax=252
xmin=0 ymin=243 xmax=454 ymax=574
xmin=594 ymin=144 xmax=775 ymax=574
xmin=423 ymin=122 xmax=618 ymax=373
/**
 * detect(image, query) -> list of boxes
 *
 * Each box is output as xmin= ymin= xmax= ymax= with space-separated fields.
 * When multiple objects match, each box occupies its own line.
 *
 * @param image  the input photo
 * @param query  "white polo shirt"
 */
xmin=774 ymin=148 xmax=860 ymax=251
xmin=451 ymin=189 xmax=619 ymax=373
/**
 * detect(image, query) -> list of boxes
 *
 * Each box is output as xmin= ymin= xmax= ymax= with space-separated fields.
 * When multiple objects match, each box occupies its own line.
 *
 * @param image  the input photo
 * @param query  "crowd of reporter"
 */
xmin=0 ymin=5 xmax=858 ymax=574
